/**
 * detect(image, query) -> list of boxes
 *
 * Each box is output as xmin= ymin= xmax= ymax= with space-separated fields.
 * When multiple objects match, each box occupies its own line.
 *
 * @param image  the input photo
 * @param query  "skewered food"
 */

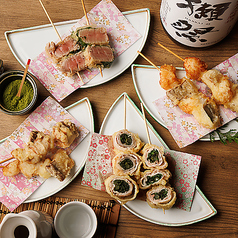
xmin=46 ymin=149 xmax=75 ymax=182
xmin=2 ymin=120 xmax=79 ymax=181
xmin=105 ymin=174 xmax=139 ymax=204
xmin=138 ymin=168 xmax=171 ymax=190
xmin=45 ymin=25 xmax=114 ymax=76
xmin=159 ymin=64 xmax=221 ymax=129
xmin=146 ymin=185 xmax=176 ymax=210
xmin=112 ymin=129 xmax=144 ymax=154
xmin=52 ymin=119 xmax=79 ymax=148
xmin=141 ymin=144 xmax=168 ymax=170
xmin=112 ymin=151 xmax=142 ymax=178
xmin=184 ymin=57 xmax=238 ymax=113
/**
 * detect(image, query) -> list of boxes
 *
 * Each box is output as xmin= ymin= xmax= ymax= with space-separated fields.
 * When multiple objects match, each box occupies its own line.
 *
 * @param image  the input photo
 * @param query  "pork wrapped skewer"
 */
xmin=141 ymin=144 xmax=168 ymax=170
xmin=112 ymin=151 xmax=142 ymax=178
xmin=146 ymin=185 xmax=176 ymax=210
xmin=159 ymin=64 xmax=221 ymax=129
xmin=112 ymin=129 xmax=144 ymax=154
xmin=105 ymin=175 xmax=139 ymax=204
xmin=138 ymin=169 xmax=171 ymax=190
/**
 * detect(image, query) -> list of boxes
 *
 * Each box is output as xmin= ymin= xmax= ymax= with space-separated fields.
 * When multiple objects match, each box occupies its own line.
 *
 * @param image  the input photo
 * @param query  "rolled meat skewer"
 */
xmin=112 ymin=151 xmax=142 ymax=178
xmin=141 ymin=144 xmax=168 ymax=170
xmin=105 ymin=175 xmax=139 ymax=204
xmin=138 ymin=168 xmax=171 ymax=190
xmin=146 ymin=184 xmax=176 ymax=210
xmin=112 ymin=129 xmax=144 ymax=154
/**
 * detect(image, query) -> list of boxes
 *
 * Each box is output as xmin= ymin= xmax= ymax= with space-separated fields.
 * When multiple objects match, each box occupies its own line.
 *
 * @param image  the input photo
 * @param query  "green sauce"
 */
xmin=2 ymin=79 xmax=34 ymax=111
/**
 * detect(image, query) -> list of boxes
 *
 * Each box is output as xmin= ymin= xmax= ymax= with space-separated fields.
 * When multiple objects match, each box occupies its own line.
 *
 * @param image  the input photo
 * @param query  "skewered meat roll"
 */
xmin=146 ymin=185 xmax=176 ymax=210
xmin=167 ymin=78 xmax=221 ymax=129
xmin=71 ymin=26 xmax=110 ymax=46
xmin=105 ymin=175 xmax=139 ymax=204
xmin=138 ymin=169 xmax=171 ymax=190
xmin=112 ymin=129 xmax=144 ymax=153
xmin=11 ymin=131 xmax=54 ymax=164
xmin=52 ymin=120 xmax=79 ymax=148
xmin=112 ymin=151 xmax=142 ymax=178
xmin=46 ymin=149 xmax=75 ymax=182
xmin=141 ymin=144 xmax=168 ymax=170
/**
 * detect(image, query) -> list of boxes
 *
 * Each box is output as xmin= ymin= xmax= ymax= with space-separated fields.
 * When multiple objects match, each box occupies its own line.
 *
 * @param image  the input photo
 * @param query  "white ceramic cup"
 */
xmin=54 ymin=201 xmax=97 ymax=238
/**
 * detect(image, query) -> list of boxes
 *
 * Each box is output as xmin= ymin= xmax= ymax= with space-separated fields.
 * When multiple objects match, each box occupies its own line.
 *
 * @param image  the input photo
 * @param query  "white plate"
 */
xmin=131 ymin=64 xmax=238 ymax=141
xmin=99 ymin=92 xmax=217 ymax=226
xmin=5 ymin=9 xmax=150 ymax=88
xmin=22 ymin=97 xmax=93 ymax=203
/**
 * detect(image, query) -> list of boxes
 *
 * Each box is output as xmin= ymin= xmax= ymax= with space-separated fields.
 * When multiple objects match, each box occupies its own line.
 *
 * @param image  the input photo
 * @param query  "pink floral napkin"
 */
xmin=82 ymin=133 xmax=201 ymax=211
xmin=153 ymin=53 xmax=238 ymax=148
xmin=0 ymin=97 xmax=89 ymax=211
xmin=29 ymin=0 xmax=141 ymax=101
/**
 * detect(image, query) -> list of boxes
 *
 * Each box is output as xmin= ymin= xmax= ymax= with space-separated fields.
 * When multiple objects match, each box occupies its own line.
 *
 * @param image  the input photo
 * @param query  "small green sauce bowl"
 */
xmin=0 ymin=70 xmax=38 ymax=115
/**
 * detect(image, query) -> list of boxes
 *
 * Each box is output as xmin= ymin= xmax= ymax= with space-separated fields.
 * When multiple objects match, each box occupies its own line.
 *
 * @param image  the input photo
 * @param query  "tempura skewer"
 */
xmin=157 ymin=43 xmax=184 ymax=62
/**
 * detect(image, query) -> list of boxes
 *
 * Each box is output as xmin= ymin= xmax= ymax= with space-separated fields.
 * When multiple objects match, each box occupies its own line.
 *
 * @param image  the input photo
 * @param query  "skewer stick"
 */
xmin=0 ymin=157 xmax=15 ymax=165
xmin=140 ymin=103 xmax=151 ymax=145
xmin=77 ymin=72 xmax=84 ymax=84
xmin=137 ymin=51 xmax=160 ymax=71
xmin=124 ymin=94 xmax=127 ymax=130
xmin=38 ymin=0 xmax=62 ymax=42
xmin=81 ymin=0 xmax=90 ymax=25
xmin=157 ymin=43 xmax=184 ymax=62
xmin=16 ymin=59 xmax=31 ymax=97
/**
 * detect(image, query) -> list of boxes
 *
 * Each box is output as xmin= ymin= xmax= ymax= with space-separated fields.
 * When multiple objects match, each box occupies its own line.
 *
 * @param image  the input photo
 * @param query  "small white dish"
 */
xmin=54 ymin=201 xmax=97 ymax=238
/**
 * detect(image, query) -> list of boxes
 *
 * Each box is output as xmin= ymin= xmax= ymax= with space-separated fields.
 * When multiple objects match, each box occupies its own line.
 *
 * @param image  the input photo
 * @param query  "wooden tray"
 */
xmin=0 ymin=196 xmax=121 ymax=238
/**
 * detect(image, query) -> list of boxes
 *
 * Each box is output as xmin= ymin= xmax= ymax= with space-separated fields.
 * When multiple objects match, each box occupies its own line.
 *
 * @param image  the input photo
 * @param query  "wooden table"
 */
xmin=1 ymin=0 xmax=238 ymax=237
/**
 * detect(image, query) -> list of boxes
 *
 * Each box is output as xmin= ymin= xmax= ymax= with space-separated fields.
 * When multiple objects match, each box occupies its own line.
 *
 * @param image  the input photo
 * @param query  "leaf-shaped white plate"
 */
xmin=131 ymin=64 xmax=238 ymax=141
xmin=0 ymin=98 xmax=94 ymax=203
xmin=99 ymin=92 xmax=216 ymax=226
xmin=5 ymin=9 xmax=150 ymax=88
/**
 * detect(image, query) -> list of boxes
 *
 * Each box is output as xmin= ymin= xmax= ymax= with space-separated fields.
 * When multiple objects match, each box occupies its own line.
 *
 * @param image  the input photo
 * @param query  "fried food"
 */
xmin=183 ymin=57 xmax=207 ymax=81
xmin=105 ymin=174 xmax=139 ymax=205
xmin=112 ymin=151 xmax=142 ymax=178
xmin=52 ymin=120 xmax=79 ymax=148
xmin=141 ymin=144 xmax=168 ymax=170
xmin=159 ymin=64 xmax=221 ymax=129
xmin=146 ymin=185 xmax=176 ymax=210
xmin=11 ymin=131 xmax=54 ymax=164
xmin=2 ymin=160 xmax=20 ymax=177
xmin=112 ymin=129 xmax=144 ymax=154
xmin=46 ymin=149 xmax=75 ymax=182
xmin=159 ymin=64 xmax=182 ymax=90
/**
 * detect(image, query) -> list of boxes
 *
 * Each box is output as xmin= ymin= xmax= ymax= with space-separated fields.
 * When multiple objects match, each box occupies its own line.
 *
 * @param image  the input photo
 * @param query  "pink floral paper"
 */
xmin=153 ymin=53 xmax=238 ymax=148
xmin=0 ymin=96 xmax=89 ymax=211
xmin=29 ymin=0 xmax=141 ymax=101
xmin=82 ymin=133 xmax=201 ymax=211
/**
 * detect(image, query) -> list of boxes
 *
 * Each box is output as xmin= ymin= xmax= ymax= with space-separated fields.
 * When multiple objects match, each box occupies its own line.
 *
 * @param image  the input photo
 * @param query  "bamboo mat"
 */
xmin=0 ymin=197 xmax=121 ymax=238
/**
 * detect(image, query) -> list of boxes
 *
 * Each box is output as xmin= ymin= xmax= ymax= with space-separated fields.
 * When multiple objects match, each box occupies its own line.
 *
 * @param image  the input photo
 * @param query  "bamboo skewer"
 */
xmin=140 ymin=103 xmax=151 ymax=145
xmin=16 ymin=59 xmax=31 ymax=97
xmin=141 ymin=102 xmax=166 ymax=214
xmin=0 ymin=157 xmax=15 ymax=165
xmin=157 ymin=42 xmax=184 ymax=62
xmin=38 ymin=0 xmax=62 ymax=42
xmin=81 ymin=0 xmax=90 ymax=25
xmin=137 ymin=51 xmax=160 ymax=71
xmin=124 ymin=94 xmax=127 ymax=130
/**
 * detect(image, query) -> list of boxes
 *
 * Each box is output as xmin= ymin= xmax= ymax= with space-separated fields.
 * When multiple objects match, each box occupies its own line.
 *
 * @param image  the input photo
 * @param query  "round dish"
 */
xmin=0 ymin=70 xmax=37 ymax=115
